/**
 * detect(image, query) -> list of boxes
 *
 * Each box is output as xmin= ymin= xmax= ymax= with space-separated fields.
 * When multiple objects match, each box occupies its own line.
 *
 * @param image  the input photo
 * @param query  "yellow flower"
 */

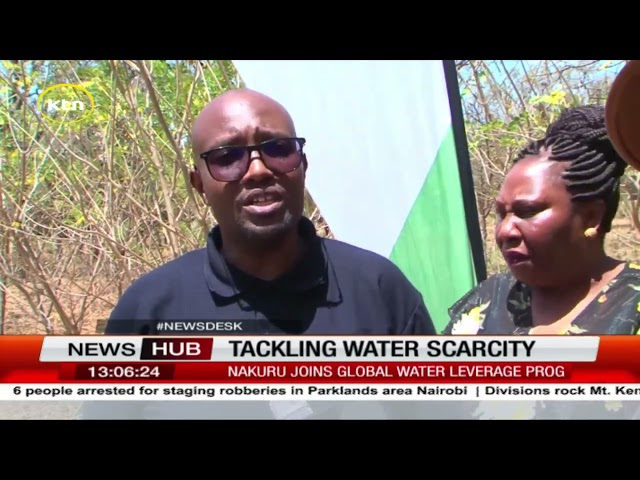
xmin=450 ymin=302 xmax=490 ymax=335
xmin=467 ymin=303 xmax=490 ymax=322
xmin=630 ymin=263 xmax=640 ymax=269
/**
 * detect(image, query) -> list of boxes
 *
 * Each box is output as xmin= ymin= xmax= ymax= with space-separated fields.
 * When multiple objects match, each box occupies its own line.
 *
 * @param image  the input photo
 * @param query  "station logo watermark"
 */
xmin=37 ymin=83 xmax=95 ymax=124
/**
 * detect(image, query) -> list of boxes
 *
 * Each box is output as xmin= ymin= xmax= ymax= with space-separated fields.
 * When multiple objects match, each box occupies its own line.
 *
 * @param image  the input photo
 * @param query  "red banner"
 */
xmin=57 ymin=362 xmax=574 ymax=383
xmin=1 ymin=336 xmax=640 ymax=383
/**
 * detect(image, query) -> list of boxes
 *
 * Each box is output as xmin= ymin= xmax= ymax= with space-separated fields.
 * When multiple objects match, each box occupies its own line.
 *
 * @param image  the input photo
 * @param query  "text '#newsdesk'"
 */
xmin=3 ymin=335 xmax=640 ymax=401
xmin=155 ymin=320 xmax=245 ymax=333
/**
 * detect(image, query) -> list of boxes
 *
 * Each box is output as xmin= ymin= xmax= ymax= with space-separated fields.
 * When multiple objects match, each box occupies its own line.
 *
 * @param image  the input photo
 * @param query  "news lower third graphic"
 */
xmin=1 ymin=335 xmax=640 ymax=402
xmin=37 ymin=335 xmax=599 ymax=362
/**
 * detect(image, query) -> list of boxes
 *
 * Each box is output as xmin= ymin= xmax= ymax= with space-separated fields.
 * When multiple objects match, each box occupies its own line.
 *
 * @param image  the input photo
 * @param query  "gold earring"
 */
xmin=584 ymin=227 xmax=598 ymax=238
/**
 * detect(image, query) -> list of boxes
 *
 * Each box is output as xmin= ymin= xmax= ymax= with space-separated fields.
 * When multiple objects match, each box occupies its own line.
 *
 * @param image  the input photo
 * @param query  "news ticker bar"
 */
xmin=1 ymin=361 xmax=640 ymax=384
xmin=3 ymin=383 xmax=640 ymax=401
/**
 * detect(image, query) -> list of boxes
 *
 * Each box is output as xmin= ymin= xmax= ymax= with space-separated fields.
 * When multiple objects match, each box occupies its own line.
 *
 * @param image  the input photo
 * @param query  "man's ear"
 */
xmin=302 ymin=153 xmax=308 ymax=172
xmin=190 ymin=167 xmax=207 ymax=204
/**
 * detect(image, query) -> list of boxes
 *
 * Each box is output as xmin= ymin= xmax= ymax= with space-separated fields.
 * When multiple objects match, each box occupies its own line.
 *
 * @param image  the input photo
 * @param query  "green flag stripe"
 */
xmin=389 ymin=125 xmax=477 ymax=332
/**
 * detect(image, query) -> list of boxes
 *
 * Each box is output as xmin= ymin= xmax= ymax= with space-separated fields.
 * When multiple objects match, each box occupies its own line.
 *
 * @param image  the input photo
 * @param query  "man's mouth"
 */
xmin=248 ymin=192 xmax=280 ymax=206
xmin=243 ymin=191 xmax=284 ymax=216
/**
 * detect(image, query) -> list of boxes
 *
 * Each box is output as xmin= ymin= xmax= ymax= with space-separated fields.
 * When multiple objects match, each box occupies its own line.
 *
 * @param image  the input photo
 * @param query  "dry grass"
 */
xmin=3 ymin=279 xmax=114 ymax=335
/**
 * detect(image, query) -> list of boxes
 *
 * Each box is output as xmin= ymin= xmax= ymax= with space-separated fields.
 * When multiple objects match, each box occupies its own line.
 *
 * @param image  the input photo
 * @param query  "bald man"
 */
xmin=89 ymin=88 xmax=439 ymax=421
xmin=105 ymin=88 xmax=436 ymax=336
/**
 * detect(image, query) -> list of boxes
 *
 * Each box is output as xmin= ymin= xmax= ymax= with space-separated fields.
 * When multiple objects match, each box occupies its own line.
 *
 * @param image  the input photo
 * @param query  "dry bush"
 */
xmin=0 ymin=60 xmax=331 ymax=334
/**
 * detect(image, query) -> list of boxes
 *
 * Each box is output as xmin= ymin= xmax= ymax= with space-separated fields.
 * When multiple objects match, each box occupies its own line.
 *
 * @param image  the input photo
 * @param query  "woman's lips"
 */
xmin=503 ymin=250 xmax=530 ymax=266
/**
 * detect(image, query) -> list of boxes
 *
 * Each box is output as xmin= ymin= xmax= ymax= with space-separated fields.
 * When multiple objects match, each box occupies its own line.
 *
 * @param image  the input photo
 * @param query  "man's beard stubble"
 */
xmin=236 ymin=211 xmax=300 ymax=250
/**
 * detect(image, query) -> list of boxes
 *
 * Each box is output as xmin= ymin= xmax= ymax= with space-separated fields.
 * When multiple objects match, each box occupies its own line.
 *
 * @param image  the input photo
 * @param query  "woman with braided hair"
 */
xmin=444 ymin=104 xmax=640 ymax=335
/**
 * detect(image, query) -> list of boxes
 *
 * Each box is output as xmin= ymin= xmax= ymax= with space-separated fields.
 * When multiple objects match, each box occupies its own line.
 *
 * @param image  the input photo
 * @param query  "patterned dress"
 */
xmin=442 ymin=262 xmax=640 ymax=419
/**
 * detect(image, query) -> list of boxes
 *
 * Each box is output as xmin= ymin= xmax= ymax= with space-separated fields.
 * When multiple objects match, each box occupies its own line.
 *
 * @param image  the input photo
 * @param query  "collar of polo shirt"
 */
xmin=203 ymin=217 xmax=342 ymax=303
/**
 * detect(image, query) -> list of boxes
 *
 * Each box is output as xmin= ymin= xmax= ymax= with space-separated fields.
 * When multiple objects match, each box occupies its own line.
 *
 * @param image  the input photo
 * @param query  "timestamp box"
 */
xmin=72 ymin=363 xmax=175 ymax=381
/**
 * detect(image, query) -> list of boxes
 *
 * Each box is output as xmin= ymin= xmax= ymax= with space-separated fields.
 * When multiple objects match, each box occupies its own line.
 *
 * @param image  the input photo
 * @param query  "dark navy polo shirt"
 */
xmin=105 ymin=217 xmax=436 ymax=335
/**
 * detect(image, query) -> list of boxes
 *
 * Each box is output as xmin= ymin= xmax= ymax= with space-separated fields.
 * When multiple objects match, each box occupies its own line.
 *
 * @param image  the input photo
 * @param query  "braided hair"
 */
xmin=515 ymin=105 xmax=628 ymax=233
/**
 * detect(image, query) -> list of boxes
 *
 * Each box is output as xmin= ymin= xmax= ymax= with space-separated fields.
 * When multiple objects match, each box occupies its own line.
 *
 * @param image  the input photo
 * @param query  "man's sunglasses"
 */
xmin=199 ymin=137 xmax=306 ymax=182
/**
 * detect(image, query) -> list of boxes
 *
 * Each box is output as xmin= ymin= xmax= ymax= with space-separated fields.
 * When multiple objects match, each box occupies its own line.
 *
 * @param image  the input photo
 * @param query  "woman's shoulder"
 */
xmin=606 ymin=261 xmax=640 ymax=298
xmin=572 ymin=260 xmax=640 ymax=335
xmin=451 ymin=272 xmax=517 ymax=307
xmin=617 ymin=261 xmax=640 ymax=279
xmin=444 ymin=272 xmax=519 ymax=334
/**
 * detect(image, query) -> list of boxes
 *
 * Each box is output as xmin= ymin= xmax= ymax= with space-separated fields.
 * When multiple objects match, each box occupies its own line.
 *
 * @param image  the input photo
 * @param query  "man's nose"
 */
xmin=242 ymin=150 xmax=274 ymax=182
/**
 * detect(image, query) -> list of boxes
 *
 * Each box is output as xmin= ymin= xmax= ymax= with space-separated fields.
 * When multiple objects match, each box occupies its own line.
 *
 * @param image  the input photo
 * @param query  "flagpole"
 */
xmin=442 ymin=60 xmax=487 ymax=282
